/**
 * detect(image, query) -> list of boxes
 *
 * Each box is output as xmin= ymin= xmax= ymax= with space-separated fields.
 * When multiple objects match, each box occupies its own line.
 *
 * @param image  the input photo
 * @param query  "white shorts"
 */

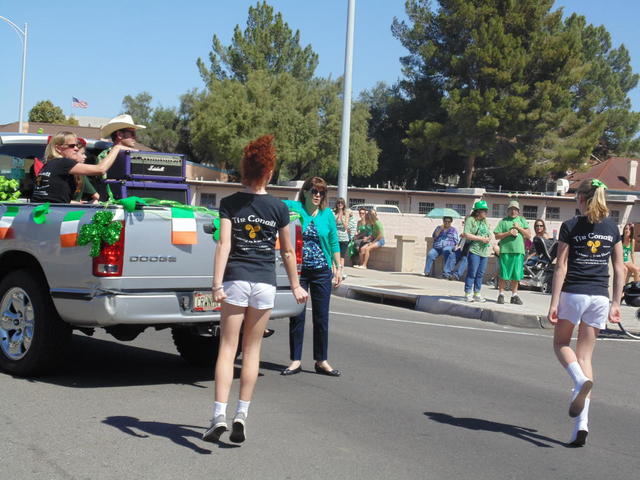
xmin=557 ymin=292 xmax=610 ymax=330
xmin=222 ymin=280 xmax=276 ymax=310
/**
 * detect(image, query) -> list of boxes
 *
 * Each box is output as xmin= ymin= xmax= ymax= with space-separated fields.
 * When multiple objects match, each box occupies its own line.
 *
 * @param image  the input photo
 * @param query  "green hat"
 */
xmin=472 ymin=200 xmax=488 ymax=211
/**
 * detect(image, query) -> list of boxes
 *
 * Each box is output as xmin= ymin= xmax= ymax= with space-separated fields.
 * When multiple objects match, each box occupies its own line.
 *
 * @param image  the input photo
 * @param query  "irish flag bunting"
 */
xmin=0 ymin=206 xmax=19 ymax=239
xmin=60 ymin=211 xmax=87 ymax=247
xmin=171 ymin=207 xmax=197 ymax=245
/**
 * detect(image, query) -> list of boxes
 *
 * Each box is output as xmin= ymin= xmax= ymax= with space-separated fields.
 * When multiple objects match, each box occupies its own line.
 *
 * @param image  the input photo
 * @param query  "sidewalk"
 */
xmin=335 ymin=267 xmax=640 ymax=333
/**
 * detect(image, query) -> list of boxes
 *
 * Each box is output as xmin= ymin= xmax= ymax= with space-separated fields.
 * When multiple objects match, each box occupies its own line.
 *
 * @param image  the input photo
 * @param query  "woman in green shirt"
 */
xmin=462 ymin=200 xmax=492 ymax=302
xmin=281 ymin=177 xmax=343 ymax=377
xmin=622 ymin=223 xmax=639 ymax=281
xmin=356 ymin=209 xmax=385 ymax=269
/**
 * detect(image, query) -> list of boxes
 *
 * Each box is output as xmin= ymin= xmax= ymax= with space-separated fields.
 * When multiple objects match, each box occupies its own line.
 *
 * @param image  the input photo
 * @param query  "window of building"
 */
xmin=328 ymin=196 xmax=337 ymax=207
xmin=200 ymin=193 xmax=217 ymax=209
xmin=446 ymin=203 xmax=466 ymax=217
xmin=545 ymin=207 xmax=560 ymax=220
xmin=419 ymin=202 xmax=434 ymax=215
xmin=349 ymin=198 xmax=365 ymax=208
xmin=385 ymin=199 xmax=400 ymax=207
xmin=522 ymin=205 xmax=538 ymax=220
xmin=492 ymin=203 xmax=506 ymax=218
xmin=610 ymin=209 xmax=620 ymax=224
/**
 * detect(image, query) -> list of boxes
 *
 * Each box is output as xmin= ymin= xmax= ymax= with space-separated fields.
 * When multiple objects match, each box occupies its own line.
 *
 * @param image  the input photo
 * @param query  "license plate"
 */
xmin=192 ymin=291 xmax=221 ymax=312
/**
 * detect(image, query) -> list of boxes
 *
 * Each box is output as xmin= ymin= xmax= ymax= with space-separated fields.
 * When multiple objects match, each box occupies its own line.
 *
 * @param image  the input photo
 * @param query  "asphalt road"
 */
xmin=1 ymin=296 xmax=639 ymax=480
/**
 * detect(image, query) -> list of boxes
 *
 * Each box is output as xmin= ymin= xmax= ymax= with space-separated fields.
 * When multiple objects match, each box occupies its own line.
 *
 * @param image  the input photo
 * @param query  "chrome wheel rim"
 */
xmin=0 ymin=287 xmax=35 ymax=360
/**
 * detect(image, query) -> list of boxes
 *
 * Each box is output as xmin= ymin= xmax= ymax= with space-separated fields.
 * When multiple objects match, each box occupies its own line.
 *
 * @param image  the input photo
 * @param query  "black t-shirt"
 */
xmin=219 ymin=192 xmax=290 ymax=285
xmin=559 ymin=215 xmax=621 ymax=297
xmin=31 ymin=158 xmax=77 ymax=203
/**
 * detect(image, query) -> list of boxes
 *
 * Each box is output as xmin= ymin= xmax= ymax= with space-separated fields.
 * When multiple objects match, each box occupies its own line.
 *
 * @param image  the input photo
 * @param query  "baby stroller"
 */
xmin=520 ymin=236 xmax=557 ymax=294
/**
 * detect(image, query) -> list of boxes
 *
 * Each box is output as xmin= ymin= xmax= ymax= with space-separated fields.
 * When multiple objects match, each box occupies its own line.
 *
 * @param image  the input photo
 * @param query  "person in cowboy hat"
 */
xmin=493 ymin=199 xmax=531 ymax=305
xmin=96 ymin=114 xmax=146 ymax=164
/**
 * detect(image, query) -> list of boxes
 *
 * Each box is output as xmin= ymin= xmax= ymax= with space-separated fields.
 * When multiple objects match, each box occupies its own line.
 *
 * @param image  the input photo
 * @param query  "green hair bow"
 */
xmin=591 ymin=179 xmax=607 ymax=189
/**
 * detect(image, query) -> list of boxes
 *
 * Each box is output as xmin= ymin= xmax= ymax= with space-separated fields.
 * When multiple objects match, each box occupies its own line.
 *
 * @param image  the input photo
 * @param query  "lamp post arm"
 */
xmin=0 ymin=16 xmax=28 ymax=133
xmin=0 ymin=15 xmax=26 ymax=38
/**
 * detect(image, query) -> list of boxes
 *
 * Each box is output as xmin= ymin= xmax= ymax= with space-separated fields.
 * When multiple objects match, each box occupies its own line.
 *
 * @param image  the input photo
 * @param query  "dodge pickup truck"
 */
xmin=0 ymin=202 xmax=304 ymax=376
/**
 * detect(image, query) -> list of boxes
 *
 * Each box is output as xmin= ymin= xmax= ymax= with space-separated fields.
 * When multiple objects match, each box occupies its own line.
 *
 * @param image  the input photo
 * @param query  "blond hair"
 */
xmin=44 ymin=131 xmax=76 ymax=161
xmin=365 ymin=209 xmax=378 ymax=225
xmin=576 ymin=178 xmax=609 ymax=224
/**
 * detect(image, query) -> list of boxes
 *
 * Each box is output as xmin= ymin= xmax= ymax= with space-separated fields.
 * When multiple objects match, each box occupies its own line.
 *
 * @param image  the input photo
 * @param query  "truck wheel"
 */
xmin=0 ymin=269 xmax=71 ymax=376
xmin=171 ymin=327 xmax=221 ymax=367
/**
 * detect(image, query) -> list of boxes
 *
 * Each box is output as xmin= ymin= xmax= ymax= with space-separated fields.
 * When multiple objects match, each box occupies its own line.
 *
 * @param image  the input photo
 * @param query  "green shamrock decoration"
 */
xmin=77 ymin=210 xmax=123 ymax=257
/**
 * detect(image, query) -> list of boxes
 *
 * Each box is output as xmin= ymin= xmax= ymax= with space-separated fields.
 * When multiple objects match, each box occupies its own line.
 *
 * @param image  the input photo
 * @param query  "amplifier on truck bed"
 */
xmin=106 ymin=150 xmax=185 ymax=182
xmin=104 ymin=180 xmax=190 ymax=204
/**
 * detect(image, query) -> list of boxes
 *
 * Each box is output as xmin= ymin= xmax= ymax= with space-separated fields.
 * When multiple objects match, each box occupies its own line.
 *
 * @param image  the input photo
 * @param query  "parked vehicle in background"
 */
xmin=351 ymin=204 xmax=401 ymax=214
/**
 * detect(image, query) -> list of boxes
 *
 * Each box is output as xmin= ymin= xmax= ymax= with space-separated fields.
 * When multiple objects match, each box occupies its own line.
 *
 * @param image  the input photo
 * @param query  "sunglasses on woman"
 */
xmin=61 ymin=143 xmax=82 ymax=149
xmin=535 ymin=224 xmax=544 ymax=228
xmin=308 ymin=188 xmax=325 ymax=197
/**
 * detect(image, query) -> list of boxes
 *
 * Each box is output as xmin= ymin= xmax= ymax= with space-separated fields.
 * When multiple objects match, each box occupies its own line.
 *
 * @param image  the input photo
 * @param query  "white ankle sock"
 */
xmin=566 ymin=361 xmax=589 ymax=388
xmin=570 ymin=398 xmax=590 ymax=441
xmin=577 ymin=398 xmax=590 ymax=431
xmin=236 ymin=400 xmax=250 ymax=416
xmin=213 ymin=401 xmax=227 ymax=418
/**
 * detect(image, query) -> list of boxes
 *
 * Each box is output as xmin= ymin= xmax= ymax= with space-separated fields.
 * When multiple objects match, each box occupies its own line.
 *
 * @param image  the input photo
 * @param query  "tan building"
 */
xmin=189 ymin=179 xmax=635 ymax=241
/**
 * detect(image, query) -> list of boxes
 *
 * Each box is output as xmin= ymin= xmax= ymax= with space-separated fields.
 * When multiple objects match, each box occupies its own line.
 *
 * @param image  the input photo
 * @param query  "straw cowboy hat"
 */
xmin=100 ymin=114 xmax=146 ymax=138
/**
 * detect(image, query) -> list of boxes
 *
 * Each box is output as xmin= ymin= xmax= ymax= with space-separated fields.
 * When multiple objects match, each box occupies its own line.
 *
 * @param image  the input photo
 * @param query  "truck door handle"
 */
xmin=203 ymin=223 xmax=216 ymax=235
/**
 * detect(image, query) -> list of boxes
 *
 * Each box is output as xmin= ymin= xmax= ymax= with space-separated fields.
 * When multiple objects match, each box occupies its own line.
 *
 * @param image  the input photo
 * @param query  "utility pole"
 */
xmin=337 ymin=0 xmax=356 ymax=203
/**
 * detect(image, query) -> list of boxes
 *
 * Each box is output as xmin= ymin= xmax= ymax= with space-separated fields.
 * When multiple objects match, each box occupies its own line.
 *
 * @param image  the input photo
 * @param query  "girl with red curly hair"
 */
xmin=203 ymin=135 xmax=308 ymax=444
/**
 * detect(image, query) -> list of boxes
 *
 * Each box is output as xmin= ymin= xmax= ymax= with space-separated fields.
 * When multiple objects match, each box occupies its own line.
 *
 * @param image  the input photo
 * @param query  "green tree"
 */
xmin=197 ymin=1 xmax=318 ymax=85
xmin=120 ymin=92 xmax=183 ymax=152
xmin=190 ymin=1 xmax=378 ymax=180
xmin=567 ymin=14 xmax=640 ymax=158
xmin=392 ymin=0 xmax=626 ymax=188
xmin=121 ymin=92 xmax=153 ymax=126
xmin=28 ymin=100 xmax=67 ymax=123
xmin=189 ymin=71 xmax=378 ymax=181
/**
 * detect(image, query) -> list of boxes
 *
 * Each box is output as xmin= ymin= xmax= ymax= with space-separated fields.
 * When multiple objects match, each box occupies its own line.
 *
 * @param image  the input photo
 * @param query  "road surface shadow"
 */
xmin=28 ymin=335 xmax=214 ymax=389
xmin=102 ymin=416 xmax=239 ymax=453
xmin=258 ymin=360 xmax=289 ymax=373
xmin=424 ymin=412 xmax=564 ymax=448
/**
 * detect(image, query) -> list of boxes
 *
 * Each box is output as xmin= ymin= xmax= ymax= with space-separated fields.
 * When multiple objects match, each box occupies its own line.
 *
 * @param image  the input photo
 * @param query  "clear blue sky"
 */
xmin=1 ymin=0 xmax=638 ymax=125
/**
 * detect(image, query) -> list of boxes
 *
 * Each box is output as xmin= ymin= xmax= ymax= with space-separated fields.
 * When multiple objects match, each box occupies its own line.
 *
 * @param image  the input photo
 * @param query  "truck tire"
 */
xmin=171 ymin=327 xmax=221 ymax=367
xmin=0 ymin=269 xmax=71 ymax=376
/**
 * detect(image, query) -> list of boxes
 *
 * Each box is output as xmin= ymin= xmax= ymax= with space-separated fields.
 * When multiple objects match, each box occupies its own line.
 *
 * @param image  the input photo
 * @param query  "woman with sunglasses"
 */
xmin=622 ymin=223 xmax=640 ymax=282
xmin=333 ymin=197 xmax=352 ymax=273
xmin=31 ymin=131 xmax=128 ymax=204
xmin=281 ymin=177 xmax=343 ymax=377
xmin=525 ymin=219 xmax=550 ymax=263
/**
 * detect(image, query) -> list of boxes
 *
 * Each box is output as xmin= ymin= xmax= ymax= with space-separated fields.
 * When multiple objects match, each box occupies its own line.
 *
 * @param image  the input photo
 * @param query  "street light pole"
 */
xmin=0 ymin=16 xmax=28 ymax=133
xmin=337 ymin=0 xmax=356 ymax=203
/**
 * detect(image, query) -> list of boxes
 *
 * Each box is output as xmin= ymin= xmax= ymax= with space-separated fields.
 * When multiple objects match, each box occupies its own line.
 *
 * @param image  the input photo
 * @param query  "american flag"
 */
xmin=72 ymin=97 xmax=88 ymax=108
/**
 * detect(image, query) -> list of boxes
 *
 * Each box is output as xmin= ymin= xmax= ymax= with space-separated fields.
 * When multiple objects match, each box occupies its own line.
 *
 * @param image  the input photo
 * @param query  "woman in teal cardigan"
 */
xmin=281 ymin=177 xmax=343 ymax=377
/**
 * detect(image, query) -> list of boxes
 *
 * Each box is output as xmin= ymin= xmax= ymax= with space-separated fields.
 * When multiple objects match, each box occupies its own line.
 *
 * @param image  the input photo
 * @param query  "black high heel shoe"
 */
xmin=263 ymin=328 xmax=275 ymax=338
xmin=314 ymin=363 xmax=341 ymax=377
xmin=281 ymin=365 xmax=302 ymax=376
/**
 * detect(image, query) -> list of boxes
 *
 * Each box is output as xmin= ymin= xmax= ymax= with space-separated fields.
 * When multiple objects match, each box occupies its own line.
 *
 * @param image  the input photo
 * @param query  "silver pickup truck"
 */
xmin=0 ymin=202 xmax=304 ymax=376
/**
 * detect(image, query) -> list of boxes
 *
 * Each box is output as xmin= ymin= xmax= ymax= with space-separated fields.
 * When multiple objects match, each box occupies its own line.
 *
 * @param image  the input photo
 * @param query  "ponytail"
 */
xmin=576 ymin=178 xmax=609 ymax=224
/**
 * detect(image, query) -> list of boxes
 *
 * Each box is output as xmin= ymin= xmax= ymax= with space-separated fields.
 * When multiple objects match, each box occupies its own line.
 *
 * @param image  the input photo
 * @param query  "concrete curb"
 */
xmin=334 ymin=284 xmax=551 ymax=329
